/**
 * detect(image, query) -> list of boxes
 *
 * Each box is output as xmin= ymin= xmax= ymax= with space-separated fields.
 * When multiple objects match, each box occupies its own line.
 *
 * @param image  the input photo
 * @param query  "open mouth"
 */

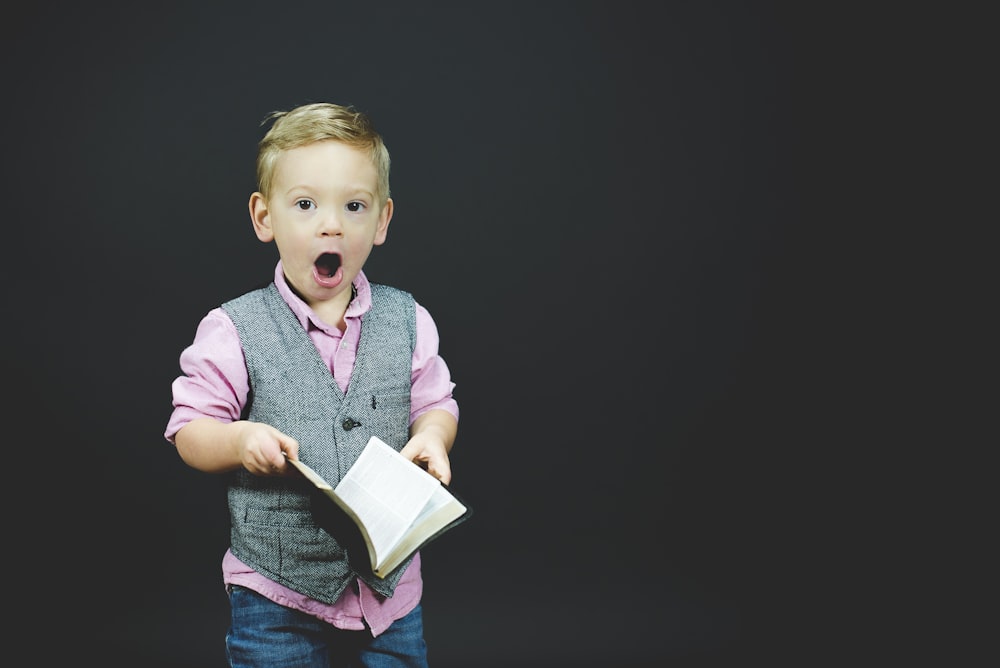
xmin=315 ymin=252 xmax=341 ymax=278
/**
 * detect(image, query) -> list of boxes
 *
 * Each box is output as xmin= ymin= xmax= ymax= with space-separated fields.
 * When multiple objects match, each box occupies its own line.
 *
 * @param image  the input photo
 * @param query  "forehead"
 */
xmin=273 ymin=140 xmax=377 ymax=189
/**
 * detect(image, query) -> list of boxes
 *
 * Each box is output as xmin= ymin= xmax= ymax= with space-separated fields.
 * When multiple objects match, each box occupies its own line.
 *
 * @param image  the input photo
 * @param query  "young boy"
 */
xmin=164 ymin=102 xmax=459 ymax=667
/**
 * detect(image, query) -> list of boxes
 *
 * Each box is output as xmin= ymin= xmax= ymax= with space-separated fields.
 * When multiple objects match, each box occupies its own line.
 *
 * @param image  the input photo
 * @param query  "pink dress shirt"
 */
xmin=165 ymin=262 xmax=459 ymax=636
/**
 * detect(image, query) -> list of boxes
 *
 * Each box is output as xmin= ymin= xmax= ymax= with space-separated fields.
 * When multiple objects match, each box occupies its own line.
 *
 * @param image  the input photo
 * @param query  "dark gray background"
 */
xmin=1 ymin=1 xmax=868 ymax=665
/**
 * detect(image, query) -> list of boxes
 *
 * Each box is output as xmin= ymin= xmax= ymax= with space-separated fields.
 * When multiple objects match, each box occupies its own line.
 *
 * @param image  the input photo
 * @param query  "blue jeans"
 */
xmin=225 ymin=585 xmax=429 ymax=668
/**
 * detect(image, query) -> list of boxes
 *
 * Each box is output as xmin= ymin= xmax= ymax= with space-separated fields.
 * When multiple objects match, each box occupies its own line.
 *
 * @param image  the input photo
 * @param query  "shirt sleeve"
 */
xmin=409 ymin=302 xmax=459 ymax=425
xmin=163 ymin=307 xmax=250 ymax=443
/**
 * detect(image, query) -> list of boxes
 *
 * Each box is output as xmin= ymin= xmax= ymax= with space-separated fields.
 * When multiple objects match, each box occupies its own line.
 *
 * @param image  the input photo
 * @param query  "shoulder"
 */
xmin=221 ymin=281 xmax=278 ymax=314
xmin=368 ymin=283 xmax=416 ymax=315
xmin=366 ymin=283 xmax=439 ymax=332
xmin=194 ymin=306 xmax=239 ymax=340
xmin=369 ymin=282 xmax=414 ymax=301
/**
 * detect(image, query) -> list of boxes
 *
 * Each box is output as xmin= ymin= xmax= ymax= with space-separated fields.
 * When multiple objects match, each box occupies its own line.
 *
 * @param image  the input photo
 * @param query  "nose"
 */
xmin=318 ymin=211 xmax=343 ymax=237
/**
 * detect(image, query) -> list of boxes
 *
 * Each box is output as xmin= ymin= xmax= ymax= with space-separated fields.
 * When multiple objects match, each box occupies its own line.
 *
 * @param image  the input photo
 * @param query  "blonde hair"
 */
xmin=255 ymin=102 xmax=391 ymax=204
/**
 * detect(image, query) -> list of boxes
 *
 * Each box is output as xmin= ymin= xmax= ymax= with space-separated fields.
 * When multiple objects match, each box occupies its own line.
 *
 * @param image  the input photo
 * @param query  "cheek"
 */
xmin=275 ymin=222 xmax=309 ymax=244
xmin=272 ymin=229 xmax=310 ymax=258
xmin=347 ymin=236 xmax=371 ymax=257
xmin=342 ymin=236 xmax=375 ymax=264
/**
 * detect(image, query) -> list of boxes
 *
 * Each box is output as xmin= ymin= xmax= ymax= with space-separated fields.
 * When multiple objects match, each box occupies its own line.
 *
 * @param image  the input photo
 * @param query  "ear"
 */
xmin=373 ymin=197 xmax=393 ymax=246
xmin=249 ymin=192 xmax=274 ymax=242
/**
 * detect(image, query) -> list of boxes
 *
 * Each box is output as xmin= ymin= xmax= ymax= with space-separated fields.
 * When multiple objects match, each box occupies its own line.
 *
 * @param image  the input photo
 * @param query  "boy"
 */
xmin=165 ymin=102 xmax=459 ymax=667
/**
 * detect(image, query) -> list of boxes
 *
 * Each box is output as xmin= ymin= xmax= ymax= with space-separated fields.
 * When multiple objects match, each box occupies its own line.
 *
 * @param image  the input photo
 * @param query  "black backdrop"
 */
xmin=1 ymin=1 xmax=850 ymax=665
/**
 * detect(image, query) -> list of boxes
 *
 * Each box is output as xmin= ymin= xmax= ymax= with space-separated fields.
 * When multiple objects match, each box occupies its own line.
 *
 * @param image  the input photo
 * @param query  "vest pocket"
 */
xmin=365 ymin=391 xmax=411 ymax=446
xmin=236 ymin=506 xmax=348 ymax=575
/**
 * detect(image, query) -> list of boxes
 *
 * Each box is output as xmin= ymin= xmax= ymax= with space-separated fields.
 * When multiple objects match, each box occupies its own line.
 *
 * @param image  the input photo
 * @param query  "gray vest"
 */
xmin=221 ymin=281 xmax=415 ymax=602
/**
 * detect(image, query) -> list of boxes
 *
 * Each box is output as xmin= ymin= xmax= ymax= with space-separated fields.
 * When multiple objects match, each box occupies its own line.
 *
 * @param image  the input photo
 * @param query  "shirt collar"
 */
xmin=272 ymin=260 xmax=372 ymax=331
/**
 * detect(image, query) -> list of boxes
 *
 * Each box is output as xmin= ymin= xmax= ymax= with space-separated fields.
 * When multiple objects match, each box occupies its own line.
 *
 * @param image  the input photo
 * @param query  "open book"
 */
xmin=287 ymin=436 xmax=470 ymax=578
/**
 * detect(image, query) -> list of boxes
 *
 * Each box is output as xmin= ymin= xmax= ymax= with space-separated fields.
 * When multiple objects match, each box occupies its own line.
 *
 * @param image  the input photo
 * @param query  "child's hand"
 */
xmin=235 ymin=421 xmax=300 ymax=476
xmin=399 ymin=432 xmax=452 ymax=485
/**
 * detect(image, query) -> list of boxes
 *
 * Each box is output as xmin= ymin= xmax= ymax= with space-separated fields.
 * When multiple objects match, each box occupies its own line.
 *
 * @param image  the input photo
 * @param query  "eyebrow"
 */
xmin=282 ymin=184 xmax=375 ymax=199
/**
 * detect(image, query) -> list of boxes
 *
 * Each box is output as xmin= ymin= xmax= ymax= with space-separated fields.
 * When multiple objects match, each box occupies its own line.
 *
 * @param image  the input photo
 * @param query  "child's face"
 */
xmin=250 ymin=140 xmax=391 ymax=311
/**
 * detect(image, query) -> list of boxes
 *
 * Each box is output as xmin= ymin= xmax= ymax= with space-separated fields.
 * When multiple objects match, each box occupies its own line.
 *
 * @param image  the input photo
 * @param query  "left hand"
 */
xmin=399 ymin=431 xmax=452 ymax=485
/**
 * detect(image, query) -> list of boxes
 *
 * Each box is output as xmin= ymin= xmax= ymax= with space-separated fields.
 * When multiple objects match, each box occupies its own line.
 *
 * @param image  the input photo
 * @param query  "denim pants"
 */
xmin=225 ymin=585 xmax=429 ymax=668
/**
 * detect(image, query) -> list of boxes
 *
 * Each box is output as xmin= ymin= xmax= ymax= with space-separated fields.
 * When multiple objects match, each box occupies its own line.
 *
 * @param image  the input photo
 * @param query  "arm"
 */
xmin=399 ymin=408 xmax=457 ymax=485
xmin=166 ymin=308 xmax=298 ymax=477
xmin=175 ymin=416 xmax=300 ymax=476
xmin=401 ymin=303 xmax=459 ymax=485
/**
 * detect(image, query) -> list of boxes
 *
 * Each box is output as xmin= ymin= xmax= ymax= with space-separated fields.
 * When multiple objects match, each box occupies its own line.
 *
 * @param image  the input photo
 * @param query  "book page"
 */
xmin=286 ymin=457 xmax=332 ymax=491
xmin=379 ymin=484 xmax=467 ymax=574
xmin=333 ymin=437 xmax=440 ymax=564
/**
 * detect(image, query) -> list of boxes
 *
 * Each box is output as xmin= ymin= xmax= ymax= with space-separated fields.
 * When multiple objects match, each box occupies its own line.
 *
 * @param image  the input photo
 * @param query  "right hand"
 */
xmin=234 ymin=421 xmax=300 ymax=476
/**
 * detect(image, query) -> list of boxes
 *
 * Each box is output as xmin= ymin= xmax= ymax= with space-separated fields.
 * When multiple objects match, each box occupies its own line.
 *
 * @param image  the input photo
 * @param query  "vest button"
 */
xmin=342 ymin=418 xmax=360 ymax=431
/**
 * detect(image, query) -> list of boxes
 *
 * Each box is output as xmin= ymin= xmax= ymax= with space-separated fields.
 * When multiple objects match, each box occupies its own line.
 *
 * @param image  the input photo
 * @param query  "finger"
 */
xmin=427 ymin=456 xmax=452 ymax=486
xmin=278 ymin=435 xmax=300 ymax=462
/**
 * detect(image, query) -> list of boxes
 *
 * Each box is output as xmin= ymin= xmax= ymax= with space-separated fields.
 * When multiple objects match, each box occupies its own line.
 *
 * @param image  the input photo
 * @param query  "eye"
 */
xmin=346 ymin=201 xmax=365 ymax=213
xmin=295 ymin=199 xmax=315 ymax=211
